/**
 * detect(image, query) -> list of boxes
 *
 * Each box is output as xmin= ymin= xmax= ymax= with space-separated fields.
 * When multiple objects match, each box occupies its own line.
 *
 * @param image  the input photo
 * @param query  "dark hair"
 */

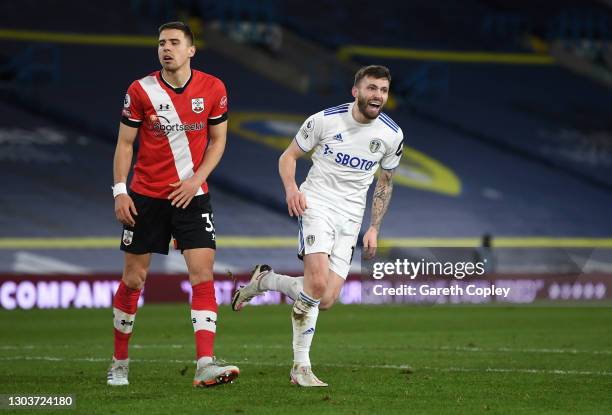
xmin=158 ymin=21 xmax=194 ymax=45
xmin=354 ymin=65 xmax=391 ymax=86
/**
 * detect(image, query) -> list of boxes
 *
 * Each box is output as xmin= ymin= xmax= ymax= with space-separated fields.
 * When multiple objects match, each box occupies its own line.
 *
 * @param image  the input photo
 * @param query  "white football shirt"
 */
xmin=295 ymin=102 xmax=404 ymax=222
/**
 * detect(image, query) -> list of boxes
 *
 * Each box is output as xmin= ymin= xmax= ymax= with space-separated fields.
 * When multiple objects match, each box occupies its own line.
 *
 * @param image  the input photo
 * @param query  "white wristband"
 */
xmin=112 ymin=182 xmax=127 ymax=198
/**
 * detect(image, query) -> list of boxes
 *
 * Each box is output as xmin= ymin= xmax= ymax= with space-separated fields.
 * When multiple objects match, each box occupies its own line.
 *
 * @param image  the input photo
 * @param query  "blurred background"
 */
xmin=0 ymin=0 xmax=611 ymax=307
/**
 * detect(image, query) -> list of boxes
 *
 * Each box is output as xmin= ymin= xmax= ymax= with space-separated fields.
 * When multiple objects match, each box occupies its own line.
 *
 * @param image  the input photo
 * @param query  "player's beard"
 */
xmin=356 ymin=93 xmax=383 ymax=120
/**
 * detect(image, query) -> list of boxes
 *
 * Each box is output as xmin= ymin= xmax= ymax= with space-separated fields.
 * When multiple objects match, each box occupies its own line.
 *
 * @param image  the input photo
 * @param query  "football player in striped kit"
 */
xmin=108 ymin=21 xmax=238 ymax=387
xmin=233 ymin=66 xmax=403 ymax=386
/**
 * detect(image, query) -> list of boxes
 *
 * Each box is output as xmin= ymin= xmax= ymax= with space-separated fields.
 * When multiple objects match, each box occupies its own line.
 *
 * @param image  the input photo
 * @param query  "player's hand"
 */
xmin=286 ymin=187 xmax=307 ymax=217
xmin=362 ymin=226 xmax=378 ymax=260
xmin=115 ymin=194 xmax=138 ymax=227
xmin=168 ymin=177 xmax=202 ymax=209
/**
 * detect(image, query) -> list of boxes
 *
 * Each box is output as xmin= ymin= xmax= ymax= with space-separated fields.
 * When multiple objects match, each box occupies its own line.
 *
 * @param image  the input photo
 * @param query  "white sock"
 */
xmin=260 ymin=271 xmax=304 ymax=301
xmin=291 ymin=291 xmax=320 ymax=366
xmin=197 ymin=356 xmax=213 ymax=368
xmin=112 ymin=357 xmax=129 ymax=365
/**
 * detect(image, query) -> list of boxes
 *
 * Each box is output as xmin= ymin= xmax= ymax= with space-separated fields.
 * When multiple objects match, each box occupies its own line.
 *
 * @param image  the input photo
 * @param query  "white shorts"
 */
xmin=298 ymin=206 xmax=361 ymax=279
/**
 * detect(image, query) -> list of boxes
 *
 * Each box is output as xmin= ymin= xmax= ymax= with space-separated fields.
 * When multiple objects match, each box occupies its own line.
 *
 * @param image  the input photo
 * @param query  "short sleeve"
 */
xmin=208 ymin=80 xmax=228 ymax=125
xmin=294 ymin=113 xmax=322 ymax=153
xmin=120 ymin=81 xmax=144 ymax=128
xmin=380 ymin=128 xmax=404 ymax=170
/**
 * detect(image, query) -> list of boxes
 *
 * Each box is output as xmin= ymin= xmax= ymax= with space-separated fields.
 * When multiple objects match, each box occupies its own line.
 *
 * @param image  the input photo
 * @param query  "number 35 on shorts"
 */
xmin=202 ymin=213 xmax=215 ymax=239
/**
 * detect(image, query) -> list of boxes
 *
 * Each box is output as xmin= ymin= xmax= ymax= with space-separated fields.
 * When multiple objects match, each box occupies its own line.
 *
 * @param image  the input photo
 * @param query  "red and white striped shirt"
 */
xmin=121 ymin=69 xmax=228 ymax=198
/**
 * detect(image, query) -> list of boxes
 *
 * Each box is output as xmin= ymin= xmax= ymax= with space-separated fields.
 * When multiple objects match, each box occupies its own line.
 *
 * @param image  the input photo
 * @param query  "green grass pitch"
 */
xmin=1 ymin=304 xmax=611 ymax=414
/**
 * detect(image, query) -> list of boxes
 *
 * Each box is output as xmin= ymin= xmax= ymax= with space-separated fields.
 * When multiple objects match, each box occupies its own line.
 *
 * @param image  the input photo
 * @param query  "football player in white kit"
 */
xmin=232 ymin=65 xmax=403 ymax=386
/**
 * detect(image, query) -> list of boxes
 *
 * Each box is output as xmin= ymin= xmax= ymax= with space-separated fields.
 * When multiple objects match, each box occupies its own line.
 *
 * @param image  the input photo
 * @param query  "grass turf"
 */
xmin=0 ymin=304 xmax=611 ymax=414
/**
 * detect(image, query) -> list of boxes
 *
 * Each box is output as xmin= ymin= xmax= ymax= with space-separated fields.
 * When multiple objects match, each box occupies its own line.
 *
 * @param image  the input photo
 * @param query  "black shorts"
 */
xmin=120 ymin=191 xmax=216 ymax=255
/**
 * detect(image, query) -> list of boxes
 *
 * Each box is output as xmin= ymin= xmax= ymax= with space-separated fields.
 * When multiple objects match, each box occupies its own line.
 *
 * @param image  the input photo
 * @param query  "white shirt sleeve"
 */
xmin=380 ymin=128 xmax=404 ymax=170
xmin=294 ymin=113 xmax=322 ymax=153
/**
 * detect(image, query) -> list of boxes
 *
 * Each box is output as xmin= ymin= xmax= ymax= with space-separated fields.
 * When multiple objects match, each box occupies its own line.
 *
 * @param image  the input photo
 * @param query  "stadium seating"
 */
xmin=1 ymin=1 xmax=611 ymax=275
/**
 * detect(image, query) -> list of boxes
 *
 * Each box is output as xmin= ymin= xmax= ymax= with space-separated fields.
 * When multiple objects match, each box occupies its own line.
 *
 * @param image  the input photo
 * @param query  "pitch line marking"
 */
xmin=0 ymin=356 xmax=610 ymax=377
xmin=236 ymin=344 xmax=612 ymax=355
xmin=421 ymin=366 xmax=612 ymax=377
xmin=435 ymin=345 xmax=612 ymax=355
xmin=2 ymin=344 xmax=611 ymax=355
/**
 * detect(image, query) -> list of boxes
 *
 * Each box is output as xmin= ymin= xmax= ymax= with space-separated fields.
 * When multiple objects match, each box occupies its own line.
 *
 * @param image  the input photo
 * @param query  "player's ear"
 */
xmin=351 ymin=86 xmax=358 ymax=98
xmin=188 ymin=45 xmax=195 ymax=58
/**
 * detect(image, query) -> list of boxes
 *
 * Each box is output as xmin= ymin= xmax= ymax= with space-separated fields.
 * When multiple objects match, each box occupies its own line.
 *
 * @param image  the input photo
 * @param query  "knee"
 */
xmin=123 ymin=264 xmax=147 ymax=290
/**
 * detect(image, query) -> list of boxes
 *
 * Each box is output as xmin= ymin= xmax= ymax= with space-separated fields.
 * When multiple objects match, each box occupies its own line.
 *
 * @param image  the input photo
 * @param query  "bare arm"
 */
xmin=195 ymin=120 xmax=227 ymax=184
xmin=363 ymin=168 xmax=395 ymax=257
xmin=279 ymin=139 xmax=307 ymax=217
xmin=113 ymin=123 xmax=139 ymax=226
xmin=169 ymin=120 xmax=227 ymax=208
xmin=370 ymin=168 xmax=395 ymax=232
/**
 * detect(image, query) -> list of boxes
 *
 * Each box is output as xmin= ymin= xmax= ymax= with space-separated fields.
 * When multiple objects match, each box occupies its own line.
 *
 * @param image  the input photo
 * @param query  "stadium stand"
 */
xmin=0 ymin=1 xmax=611 ymax=274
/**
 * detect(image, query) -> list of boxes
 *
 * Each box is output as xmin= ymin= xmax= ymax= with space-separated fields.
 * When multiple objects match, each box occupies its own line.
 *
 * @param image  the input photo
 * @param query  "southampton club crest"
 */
xmin=122 ymin=230 xmax=133 ymax=246
xmin=192 ymin=98 xmax=205 ymax=114
xmin=306 ymin=235 xmax=316 ymax=246
xmin=369 ymin=139 xmax=382 ymax=153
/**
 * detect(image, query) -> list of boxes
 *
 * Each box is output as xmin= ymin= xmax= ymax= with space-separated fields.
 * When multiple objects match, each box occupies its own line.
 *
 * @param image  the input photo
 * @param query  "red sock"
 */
xmin=191 ymin=281 xmax=218 ymax=359
xmin=112 ymin=281 xmax=141 ymax=360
